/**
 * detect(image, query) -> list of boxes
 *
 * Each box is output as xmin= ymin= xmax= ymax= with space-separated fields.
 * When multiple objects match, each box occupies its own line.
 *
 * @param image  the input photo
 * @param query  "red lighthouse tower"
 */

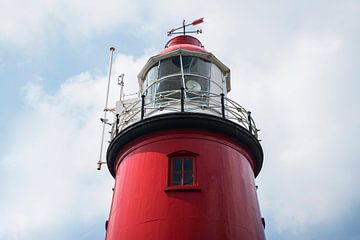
xmin=102 ymin=19 xmax=265 ymax=240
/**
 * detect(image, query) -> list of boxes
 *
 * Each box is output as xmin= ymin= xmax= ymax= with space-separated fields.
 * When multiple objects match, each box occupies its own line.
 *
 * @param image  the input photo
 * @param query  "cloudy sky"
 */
xmin=0 ymin=0 xmax=359 ymax=239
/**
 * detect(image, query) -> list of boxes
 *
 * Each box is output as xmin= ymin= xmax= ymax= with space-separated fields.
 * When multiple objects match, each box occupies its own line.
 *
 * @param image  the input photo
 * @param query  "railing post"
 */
xmin=248 ymin=111 xmax=252 ymax=134
xmin=180 ymin=87 xmax=184 ymax=112
xmin=220 ymin=93 xmax=225 ymax=118
xmin=141 ymin=95 xmax=145 ymax=120
xmin=115 ymin=114 xmax=119 ymax=135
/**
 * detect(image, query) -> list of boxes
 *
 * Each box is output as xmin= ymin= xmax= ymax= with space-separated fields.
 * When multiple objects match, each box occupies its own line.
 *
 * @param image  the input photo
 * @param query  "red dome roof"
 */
xmin=159 ymin=35 xmax=207 ymax=54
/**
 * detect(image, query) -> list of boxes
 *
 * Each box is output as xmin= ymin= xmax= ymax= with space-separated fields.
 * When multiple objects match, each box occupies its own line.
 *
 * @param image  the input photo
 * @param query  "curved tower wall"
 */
xmin=106 ymin=130 xmax=265 ymax=240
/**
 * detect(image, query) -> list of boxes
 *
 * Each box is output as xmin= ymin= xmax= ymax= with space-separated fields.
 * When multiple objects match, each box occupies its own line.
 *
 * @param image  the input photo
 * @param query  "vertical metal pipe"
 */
xmin=118 ymin=73 xmax=125 ymax=101
xmin=98 ymin=47 xmax=115 ymax=170
xmin=180 ymin=87 xmax=185 ymax=112
xmin=115 ymin=114 xmax=119 ymax=135
xmin=248 ymin=111 xmax=252 ymax=134
xmin=183 ymin=19 xmax=186 ymax=35
xmin=220 ymin=93 xmax=225 ymax=118
xmin=141 ymin=95 xmax=145 ymax=119
xmin=179 ymin=55 xmax=186 ymax=91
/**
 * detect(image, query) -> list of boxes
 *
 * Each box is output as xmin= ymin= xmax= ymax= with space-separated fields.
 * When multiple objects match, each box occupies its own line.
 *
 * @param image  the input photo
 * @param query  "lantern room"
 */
xmin=111 ymin=35 xmax=258 ymax=140
xmin=137 ymin=35 xmax=231 ymax=108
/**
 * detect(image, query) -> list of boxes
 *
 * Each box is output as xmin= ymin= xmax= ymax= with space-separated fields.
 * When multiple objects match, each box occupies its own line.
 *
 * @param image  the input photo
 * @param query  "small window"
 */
xmin=170 ymin=157 xmax=194 ymax=186
xmin=167 ymin=150 xmax=199 ymax=189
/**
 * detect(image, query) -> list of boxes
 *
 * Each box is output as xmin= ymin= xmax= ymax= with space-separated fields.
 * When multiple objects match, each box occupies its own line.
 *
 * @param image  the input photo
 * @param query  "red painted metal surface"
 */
xmin=105 ymin=130 xmax=265 ymax=240
xmin=160 ymin=35 xmax=208 ymax=54
xmin=192 ymin=18 xmax=204 ymax=26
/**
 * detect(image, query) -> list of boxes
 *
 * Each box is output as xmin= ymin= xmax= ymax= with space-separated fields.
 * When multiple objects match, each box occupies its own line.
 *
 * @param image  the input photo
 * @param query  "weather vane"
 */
xmin=167 ymin=17 xmax=204 ymax=36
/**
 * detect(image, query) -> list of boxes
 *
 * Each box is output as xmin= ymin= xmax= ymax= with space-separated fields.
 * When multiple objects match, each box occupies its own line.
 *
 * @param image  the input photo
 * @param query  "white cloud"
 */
xmin=0 ymin=53 xmax=149 ymax=239
xmin=250 ymin=34 xmax=360 ymax=236
xmin=0 ymin=0 xmax=151 ymax=46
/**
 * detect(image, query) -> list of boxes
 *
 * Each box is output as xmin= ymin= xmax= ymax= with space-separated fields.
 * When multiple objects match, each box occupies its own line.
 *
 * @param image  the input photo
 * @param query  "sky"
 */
xmin=0 ymin=0 xmax=359 ymax=239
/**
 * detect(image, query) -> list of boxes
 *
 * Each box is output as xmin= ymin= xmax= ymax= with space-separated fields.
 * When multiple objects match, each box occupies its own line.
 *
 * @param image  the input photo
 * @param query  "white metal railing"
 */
xmin=110 ymin=89 xmax=259 ymax=140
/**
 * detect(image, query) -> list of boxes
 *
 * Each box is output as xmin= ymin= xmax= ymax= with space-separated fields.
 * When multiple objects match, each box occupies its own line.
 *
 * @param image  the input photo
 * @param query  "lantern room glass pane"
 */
xmin=182 ymin=56 xmax=210 ymax=77
xmin=159 ymin=56 xmax=182 ymax=78
xmin=145 ymin=65 xmax=158 ymax=84
xmin=156 ymin=76 xmax=182 ymax=101
xmin=184 ymin=76 xmax=209 ymax=93
xmin=157 ymin=76 xmax=182 ymax=93
xmin=143 ymin=64 xmax=158 ymax=94
xmin=210 ymin=64 xmax=224 ymax=94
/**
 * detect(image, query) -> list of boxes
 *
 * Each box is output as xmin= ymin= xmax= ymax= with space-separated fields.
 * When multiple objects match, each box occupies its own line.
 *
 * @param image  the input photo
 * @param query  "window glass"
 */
xmin=185 ymin=76 xmax=209 ymax=103
xmin=143 ymin=64 xmax=158 ymax=94
xmin=184 ymin=76 xmax=209 ymax=93
xmin=145 ymin=65 xmax=158 ymax=83
xmin=146 ymin=82 xmax=156 ymax=95
xmin=183 ymin=158 xmax=193 ymax=185
xmin=172 ymin=158 xmax=182 ymax=186
xmin=157 ymin=76 xmax=182 ymax=93
xmin=159 ymin=56 xmax=182 ymax=78
xmin=144 ymin=82 xmax=156 ymax=105
xmin=209 ymin=80 xmax=223 ymax=95
xmin=183 ymin=172 xmax=193 ymax=185
xmin=183 ymin=158 xmax=193 ymax=170
xmin=156 ymin=76 xmax=182 ymax=102
xmin=210 ymin=64 xmax=224 ymax=92
xmin=182 ymin=56 xmax=210 ymax=77
xmin=170 ymin=157 xmax=194 ymax=186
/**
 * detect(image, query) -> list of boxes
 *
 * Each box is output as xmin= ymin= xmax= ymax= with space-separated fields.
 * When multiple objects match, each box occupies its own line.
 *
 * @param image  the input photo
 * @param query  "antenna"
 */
xmin=118 ymin=73 xmax=125 ymax=101
xmin=97 ymin=47 xmax=115 ymax=170
xmin=167 ymin=17 xmax=204 ymax=36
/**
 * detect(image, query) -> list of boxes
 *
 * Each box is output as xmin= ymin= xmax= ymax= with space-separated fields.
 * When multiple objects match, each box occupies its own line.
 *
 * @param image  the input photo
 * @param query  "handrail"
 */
xmin=110 ymin=89 xmax=259 ymax=140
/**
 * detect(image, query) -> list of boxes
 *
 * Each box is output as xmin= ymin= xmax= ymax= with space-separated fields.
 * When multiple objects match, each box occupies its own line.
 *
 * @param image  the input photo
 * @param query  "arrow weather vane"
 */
xmin=167 ymin=17 xmax=204 ymax=36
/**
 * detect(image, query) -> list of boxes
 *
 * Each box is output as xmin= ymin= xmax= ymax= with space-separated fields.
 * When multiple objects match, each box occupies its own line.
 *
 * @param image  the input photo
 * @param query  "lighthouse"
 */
xmin=101 ymin=19 xmax=265 ymax=240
